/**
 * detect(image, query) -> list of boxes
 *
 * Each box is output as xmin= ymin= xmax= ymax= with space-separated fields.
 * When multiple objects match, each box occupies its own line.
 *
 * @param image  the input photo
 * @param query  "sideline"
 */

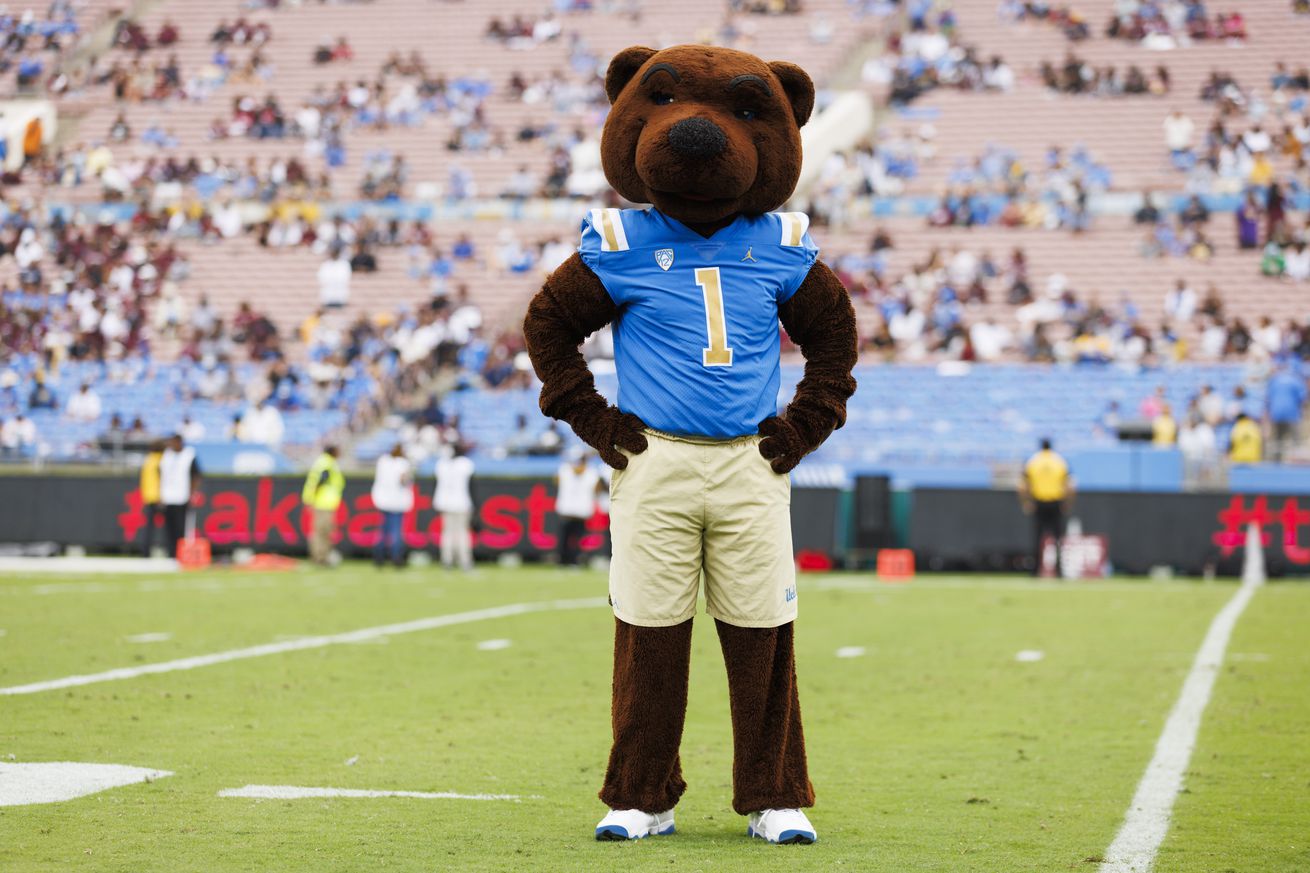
xmin=0 ymin=598 xmax=608 ymax=696
xmin=218 ymin=785 xmax=526 ymax=801
xmin=1097 ymin=562 xmax=1263 ymax=872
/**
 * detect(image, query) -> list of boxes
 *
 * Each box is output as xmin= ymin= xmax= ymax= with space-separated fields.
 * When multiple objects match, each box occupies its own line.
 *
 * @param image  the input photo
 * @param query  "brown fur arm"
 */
xmin=758 ymin=260 xmax=859 ymax=473
xmin=524 ymin=253 xmax=648 ymax=469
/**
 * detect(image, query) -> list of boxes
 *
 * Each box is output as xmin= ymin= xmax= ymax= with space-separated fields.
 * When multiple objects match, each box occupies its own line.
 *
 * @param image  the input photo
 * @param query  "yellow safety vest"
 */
xmin=1229 ymin=419 xmax=1262 ymax=464
xmin=1024 ymin=450 xmax=1069 ymax=502
xmin=303 ymin=453 xmax=345 ymax=511
xmin=139 ymin=451 xmax=162 ymax=504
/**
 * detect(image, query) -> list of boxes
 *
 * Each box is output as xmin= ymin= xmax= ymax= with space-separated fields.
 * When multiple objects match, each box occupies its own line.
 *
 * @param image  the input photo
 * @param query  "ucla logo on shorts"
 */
xmin=654 ymin=248 xmax=674 ymax=271
xmin=784 ymin=586 xmax=796 ymax=603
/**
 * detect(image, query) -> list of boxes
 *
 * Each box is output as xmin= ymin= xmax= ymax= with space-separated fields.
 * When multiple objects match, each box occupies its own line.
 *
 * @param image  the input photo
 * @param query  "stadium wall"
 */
xmin=0 ymin=475 xmax=841 ymax=562
xmin=2 ymin=474 xmax=1301 ymax=575
xmin=908 ymin=489 xmax=1308 ymax=577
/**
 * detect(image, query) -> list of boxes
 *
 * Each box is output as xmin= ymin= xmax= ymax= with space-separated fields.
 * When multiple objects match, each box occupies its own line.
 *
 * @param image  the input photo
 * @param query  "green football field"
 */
xmin=2 ymin=565 xmax=1307 ymax=872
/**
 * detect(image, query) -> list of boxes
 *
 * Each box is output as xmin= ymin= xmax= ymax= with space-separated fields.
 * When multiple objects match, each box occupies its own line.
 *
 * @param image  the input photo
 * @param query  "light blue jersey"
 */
xmin=578 ymin=207 xmax=818 ymax=438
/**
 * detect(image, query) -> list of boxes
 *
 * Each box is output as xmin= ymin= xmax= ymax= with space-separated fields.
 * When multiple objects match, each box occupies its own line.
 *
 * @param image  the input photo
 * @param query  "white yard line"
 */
xmin=1098 ymin=573 xmax=1263 ymax=873
xmin=0 ymin=598 xmax=607 ymax=697
xmin=218 ymin=785 xmax=524 ymax=802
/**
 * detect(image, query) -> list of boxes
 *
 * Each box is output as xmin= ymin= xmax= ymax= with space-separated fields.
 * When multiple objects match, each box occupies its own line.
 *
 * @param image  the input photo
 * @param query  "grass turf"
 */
xmin=1 ymin=567 xmax=1307 ymax=872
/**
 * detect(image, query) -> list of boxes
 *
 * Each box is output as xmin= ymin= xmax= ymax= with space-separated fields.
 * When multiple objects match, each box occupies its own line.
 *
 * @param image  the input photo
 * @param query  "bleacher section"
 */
xmin=356 ymin=362 xmax=1261 ymax=471
xmin=3 ymin=0 xmax=1306 ymax=470
xmin=4 ymin=356 xmax=373 ymax=460
xmin=882 ymin=2 xmax=1308 ymax=192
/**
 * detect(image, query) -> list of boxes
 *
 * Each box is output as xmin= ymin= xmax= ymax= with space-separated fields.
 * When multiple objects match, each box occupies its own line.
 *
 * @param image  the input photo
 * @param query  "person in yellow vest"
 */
xmin=302 ymin=444 xmax=345 ymax=565
xmin=1019 ymin=438 xmax=1075 ymax=576
xmin=139 ymin=439 xmax=164 ymax=557
xmin=1229 ymin=413 xmax=1263 ymax=464
xmin=1152 ymin=403 xmax=1178 ymax=446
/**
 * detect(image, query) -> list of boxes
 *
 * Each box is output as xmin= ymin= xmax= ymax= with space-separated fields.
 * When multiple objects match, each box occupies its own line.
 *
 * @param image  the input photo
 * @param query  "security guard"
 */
xmin=302 ymin=444 xmax=345 ymax=565
xmin=139 ymin=439 xmax=164 ymax=557
xmin=1020 ymin=438 xmax=1074 ymax=576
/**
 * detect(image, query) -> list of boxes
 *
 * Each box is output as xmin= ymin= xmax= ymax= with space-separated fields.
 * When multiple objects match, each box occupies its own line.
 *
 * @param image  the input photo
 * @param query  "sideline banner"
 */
xmin=0 ymin=475 xmax=843 ymax=561
xmin=907 ymin=489 xmax=1310 ymax=576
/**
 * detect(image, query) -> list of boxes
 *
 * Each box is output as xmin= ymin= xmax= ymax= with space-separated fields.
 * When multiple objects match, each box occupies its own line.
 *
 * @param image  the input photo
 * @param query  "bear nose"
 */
xmin=667 ymin=117 xmax=727 ymax=159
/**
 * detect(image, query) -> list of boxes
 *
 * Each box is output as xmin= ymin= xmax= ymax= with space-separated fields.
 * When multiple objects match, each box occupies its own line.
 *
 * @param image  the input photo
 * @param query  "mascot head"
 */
xmin=600 ymin=44 xmax=815 ymax=227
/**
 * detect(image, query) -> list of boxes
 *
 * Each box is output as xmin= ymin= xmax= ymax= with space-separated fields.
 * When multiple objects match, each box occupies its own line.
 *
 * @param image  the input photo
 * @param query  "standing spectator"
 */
xmin=1266 ymin=363 xmax=1307 ymax=461
xmin=302 ymin=445 xmax=345 ymax=566
xmin=1019 ymin=438 xmax=1074 ymax=576
xmin=240 ymin=398 xmax=284 ymax=447
xmin=1286 ymin=242 xmax=1310 ymax=283
xmin=317 ymin=249 xmax=352 ymax=308
xmin=1163 ymin=279 xmax=1196 ymax=322
xmin=66 ymin=383 xmax=102 ymax=422
xmin=1229 ymin=413 xmax=1263 ymax=464
xmin=1163 ymin=109 xmax=1195 ymax=169
xmin=1178 ymin=413 xmax=1218 ymax=485
xmin=139 ymin=440 xmax=164 ymax=557
xmin=433 ymin=444 xmax=475 ymax=571
xmin=371 ymin=443 xmax=414 ymax=567
xmin=1266 ymin=182 xmax=1286 ymax=242
xmin=1196 ymin=384 xmax=1225 ymax=425
xmin=180 ymin=415 xmax=206 ymax=442
xmin=28 ymin=373 xmax=56 ymax=410
xmin=1152 ymin=403 xmax=1178 ymax=446
xmin=1 ymin=413 xmax=37 ymax=456
xmin=158 ymin=434 xmax=201 ymax=558
xmin=555 ymin=449 xmax=600 ymax=567
xmin=1236 ymin=192 xmax=1262 ymax=250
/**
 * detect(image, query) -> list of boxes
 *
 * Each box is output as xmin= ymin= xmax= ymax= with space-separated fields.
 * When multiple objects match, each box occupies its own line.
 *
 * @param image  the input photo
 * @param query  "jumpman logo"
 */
xmin=741 ymin=247 xmax=757 ymax=262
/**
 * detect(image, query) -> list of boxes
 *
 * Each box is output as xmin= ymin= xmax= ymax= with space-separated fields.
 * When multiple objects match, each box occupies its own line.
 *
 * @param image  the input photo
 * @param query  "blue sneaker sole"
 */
xmin=747 ymin=825 xmax=816 ymax=844
xmin=596 ymin=824 xmax=675 ymax=841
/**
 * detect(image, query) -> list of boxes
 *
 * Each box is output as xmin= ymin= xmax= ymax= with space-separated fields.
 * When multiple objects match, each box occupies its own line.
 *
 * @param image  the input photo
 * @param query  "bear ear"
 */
xmin=768 ymin=61 xmax=815 ymax=128
xmin=605 ymin=46 xmax=658 ymax=104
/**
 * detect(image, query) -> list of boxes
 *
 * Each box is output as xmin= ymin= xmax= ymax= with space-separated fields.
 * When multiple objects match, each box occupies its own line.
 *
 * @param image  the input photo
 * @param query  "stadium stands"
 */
xmin=1 ymin=0 xmax=1307 ymax=474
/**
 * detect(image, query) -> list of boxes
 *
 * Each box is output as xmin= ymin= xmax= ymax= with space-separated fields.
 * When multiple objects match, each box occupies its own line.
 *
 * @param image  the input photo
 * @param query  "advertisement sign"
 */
xmin=0 ymin=475 xmax=843 ymax=561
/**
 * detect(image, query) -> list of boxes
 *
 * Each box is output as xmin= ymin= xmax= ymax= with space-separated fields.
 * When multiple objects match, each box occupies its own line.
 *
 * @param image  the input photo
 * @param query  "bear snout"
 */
xmin=666 ymin=117 xmax=727 ymax=160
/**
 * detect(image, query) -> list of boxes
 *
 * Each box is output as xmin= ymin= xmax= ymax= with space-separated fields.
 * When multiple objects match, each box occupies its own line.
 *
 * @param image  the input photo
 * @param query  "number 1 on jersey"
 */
xmin=695 ymin=267 xmax=734 ymax=367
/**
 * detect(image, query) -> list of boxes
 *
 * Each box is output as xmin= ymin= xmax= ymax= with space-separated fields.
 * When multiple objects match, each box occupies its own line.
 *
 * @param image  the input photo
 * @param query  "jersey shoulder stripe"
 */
xmin=585 ymin=207 xmax=630 ymax=252
xmin=773 ymin=211 xmax=811 ymax=247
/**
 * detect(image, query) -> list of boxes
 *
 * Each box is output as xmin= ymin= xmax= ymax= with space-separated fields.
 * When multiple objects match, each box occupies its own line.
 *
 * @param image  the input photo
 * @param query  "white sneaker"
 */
xmin=595 ymin=808 xmax=675 ymax=841
xmin=747 ymin=808 xmax=817 ymax=844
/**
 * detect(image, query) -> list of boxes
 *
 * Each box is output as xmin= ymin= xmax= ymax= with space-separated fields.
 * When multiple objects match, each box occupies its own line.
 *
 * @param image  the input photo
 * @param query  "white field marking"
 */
xmin=0 ymin=597 xmax=608 ymax=697
xmin=805 ymin=577 xmax=1203 ymax=595
xmin=1098 ymin=575 xmax=1263 ymax=873
xmin=11 ymin=576 xmax=277 ymax=597
xmin=0 ymin=557 xmax=179 ymax=575
xmin=218 ymin=785 xmax=524 ymax=802
xmin=7 ymin=566 xmax=471 ymax=597
xmin=834 ymin=646 xmax=866 ymax=659
xmin=476 ymin=638 xmax=513 ymax=651
xmin=0 ymin=761 xmax=173 ymax=807
xmin=125 ymin=632 xmax=173 ymax=644
xmin=1014 ymin=649 xmax=1046 ymax=663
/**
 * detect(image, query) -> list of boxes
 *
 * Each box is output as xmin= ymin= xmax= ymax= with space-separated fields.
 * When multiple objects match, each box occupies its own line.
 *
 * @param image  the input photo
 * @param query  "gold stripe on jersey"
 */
xmin=778 ymin=212 xmax=808 ymax=247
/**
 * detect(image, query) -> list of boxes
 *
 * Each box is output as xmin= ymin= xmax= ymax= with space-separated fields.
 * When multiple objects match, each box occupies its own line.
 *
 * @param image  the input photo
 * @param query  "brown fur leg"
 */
xmin=715 ymin=619 xmax=815 ymax=814
xmin=598 ymin=617 xmax=693 ymax=812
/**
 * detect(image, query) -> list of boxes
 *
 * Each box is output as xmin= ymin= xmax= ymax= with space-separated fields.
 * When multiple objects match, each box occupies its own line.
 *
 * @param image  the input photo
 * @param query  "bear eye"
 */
xmin=650 ymin=92 xmax=674 ymax=106
xmin=734 ymin=107 xmax=759 ymax=120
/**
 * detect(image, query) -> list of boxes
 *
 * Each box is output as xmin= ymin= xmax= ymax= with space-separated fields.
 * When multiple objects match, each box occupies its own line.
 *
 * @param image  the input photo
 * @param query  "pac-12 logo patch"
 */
xmin=654 ymin=248 xmax=674 ymax=271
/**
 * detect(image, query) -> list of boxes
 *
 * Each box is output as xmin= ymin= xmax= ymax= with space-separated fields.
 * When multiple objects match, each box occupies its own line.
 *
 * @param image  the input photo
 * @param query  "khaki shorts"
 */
xmin=608 ymin=430 xmax=797 ymax=629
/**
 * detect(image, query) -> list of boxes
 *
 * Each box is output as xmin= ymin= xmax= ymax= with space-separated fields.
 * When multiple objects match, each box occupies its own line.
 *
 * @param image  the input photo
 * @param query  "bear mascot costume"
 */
xmin=523 ymin=44 xmax=857 ymax=844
